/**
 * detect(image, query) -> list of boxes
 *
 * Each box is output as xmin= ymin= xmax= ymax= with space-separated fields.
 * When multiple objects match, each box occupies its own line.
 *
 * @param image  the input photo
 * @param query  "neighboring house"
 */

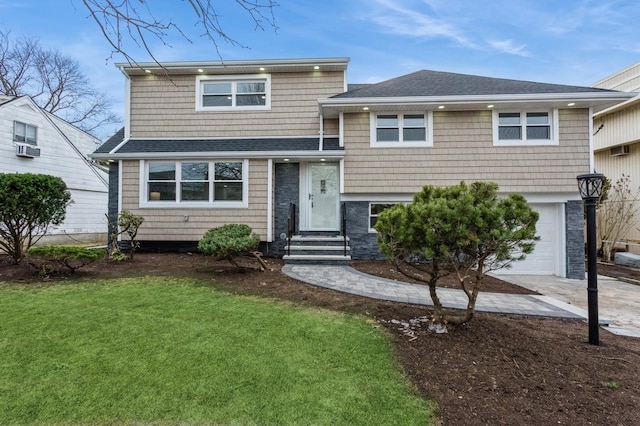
xmin=592 ymin=63 xmax=640 ymax=253
xmin=92 ymin=58 xmax=633 ymax=278
xmin=1 ymin=95 xmax=109 ymax=245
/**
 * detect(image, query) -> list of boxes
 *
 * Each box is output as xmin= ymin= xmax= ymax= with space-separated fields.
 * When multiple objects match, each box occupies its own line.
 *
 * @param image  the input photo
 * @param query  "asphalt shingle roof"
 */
xmin=104 ymin=137 xmax=341 ymax=154
xmin=332 ymin=70 xmax=615 ymax=99
xmin=95 ymin=127 xmax=125 ymax=153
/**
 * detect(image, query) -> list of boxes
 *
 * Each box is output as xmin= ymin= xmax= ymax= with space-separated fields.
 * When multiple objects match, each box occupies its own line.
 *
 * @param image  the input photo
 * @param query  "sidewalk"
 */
xmin=282 ymin=264 xmax=640 ymax=338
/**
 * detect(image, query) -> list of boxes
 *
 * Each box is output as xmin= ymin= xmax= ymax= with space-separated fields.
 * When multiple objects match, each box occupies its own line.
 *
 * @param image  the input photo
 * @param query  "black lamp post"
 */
xmin=577 ymin=173 xmax=605 ymax=345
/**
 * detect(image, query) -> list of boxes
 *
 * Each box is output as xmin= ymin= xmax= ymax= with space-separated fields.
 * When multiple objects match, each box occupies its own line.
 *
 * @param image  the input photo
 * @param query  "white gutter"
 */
xmin=318 ymin=92 xmax=635 ymax=107
xmin=116 ymin=57 xmax=350 ymax=73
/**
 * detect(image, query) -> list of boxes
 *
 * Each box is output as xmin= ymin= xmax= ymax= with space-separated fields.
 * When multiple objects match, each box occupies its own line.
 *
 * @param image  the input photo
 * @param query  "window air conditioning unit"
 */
xmin=15 ymin=144 xmax=41 ymax=158
xmin=610 ymin=145 xmax=630 ymax=157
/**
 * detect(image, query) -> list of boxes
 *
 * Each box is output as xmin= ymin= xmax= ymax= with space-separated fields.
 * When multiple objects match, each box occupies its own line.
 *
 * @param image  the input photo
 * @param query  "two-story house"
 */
xmin=592 ymin=62 xmax=640 ymax=253
xmin=1 ymin=95 xmax=109 ymax=244
xmin=92 ymin=58 xmax=633 ymax=278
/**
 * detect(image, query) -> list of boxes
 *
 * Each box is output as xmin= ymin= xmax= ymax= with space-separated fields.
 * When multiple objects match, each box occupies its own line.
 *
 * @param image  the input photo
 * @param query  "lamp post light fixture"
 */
xmin=577 ymin=173 xmax=605 ymax=346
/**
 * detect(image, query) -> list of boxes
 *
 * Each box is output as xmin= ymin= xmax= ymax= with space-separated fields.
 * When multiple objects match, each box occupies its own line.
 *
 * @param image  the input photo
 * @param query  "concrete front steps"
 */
xmin=283 ymin=235 xmax=351 ymax=265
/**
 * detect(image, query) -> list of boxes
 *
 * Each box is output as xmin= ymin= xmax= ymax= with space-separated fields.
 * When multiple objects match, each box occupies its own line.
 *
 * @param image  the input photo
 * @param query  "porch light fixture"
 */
xmin=320 ymin=158 xmax=326 ymax=162
xmin=197 ymin=68 xmax=204 ymax=73
xmin=568 ymin=102 xmax=576 ymax=106
xmin=313 ymin=65 xmax=320 ymax=70
xmin=144 ymin=69 xmax=152 ymax=74
xmin=438 ymin=105 xmax=445 ymax=109
xmin=487 ymin=104 xmax=494 ymax=108
xmin=577 ymin=172 xmax=605 ymax=346
xmin=283 ymin=158 xmax=290 ymax=162
xmin=259 ymin=67 xmax=266 ymax=71
xmin=363 ymin=107 xmax=369 ymax=111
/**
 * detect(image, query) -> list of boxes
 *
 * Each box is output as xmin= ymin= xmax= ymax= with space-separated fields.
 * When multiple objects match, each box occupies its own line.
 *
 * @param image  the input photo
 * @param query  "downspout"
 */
xmin=319 ymin=113 xmax=324 ymax=151
xmin=589 ymin=107 xmax=595 ymax=172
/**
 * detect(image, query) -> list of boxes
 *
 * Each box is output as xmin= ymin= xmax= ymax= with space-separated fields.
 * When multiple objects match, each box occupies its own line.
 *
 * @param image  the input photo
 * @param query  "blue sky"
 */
xmin=2 ymin=0 xmax=640 ymax=139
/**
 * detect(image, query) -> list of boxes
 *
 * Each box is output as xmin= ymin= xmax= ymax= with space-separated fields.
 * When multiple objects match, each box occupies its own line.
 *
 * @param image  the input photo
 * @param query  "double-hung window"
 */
xmin=369 ymin=203 xmax=397 ymax=231
xmin=196 ymin=75 xmax=270 ymax=111
xmin=144 ymin=160 xmax=247 ymax=207
xmin=14 ymin=121 xmax=37 ymax=145
xmin=493 ymin=109 xmax=558 ymax=146
xmin=370 ymin=112 xmax=432 ymax=147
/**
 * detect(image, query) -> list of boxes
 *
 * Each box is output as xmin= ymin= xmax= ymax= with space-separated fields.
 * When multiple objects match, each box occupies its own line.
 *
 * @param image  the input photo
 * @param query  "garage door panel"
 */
xmin=494 ymin=203 xmax=562 ymax=276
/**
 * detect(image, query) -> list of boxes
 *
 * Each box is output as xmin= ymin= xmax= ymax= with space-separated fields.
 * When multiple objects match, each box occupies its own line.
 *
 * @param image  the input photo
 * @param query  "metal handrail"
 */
xmin=340 ymin=202 xmax=347 ymax=256
xmin=287 ymin=203 xmax=296 ymax=256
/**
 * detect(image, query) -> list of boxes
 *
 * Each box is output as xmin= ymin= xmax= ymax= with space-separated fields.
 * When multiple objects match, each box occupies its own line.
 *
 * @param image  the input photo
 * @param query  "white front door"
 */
xmin=307 ymin=163 xmax=340 ymax=230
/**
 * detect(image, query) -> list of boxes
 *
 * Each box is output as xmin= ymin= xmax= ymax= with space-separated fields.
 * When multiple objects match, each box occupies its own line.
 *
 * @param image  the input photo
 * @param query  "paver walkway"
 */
xmin=284 ymin=264 xmax=640 ymax=337
xmin=283 ymin=264 xmax=589 ymax=319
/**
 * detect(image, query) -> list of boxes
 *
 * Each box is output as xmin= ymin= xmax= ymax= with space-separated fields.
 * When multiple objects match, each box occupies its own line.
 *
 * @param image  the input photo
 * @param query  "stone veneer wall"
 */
xmin=270 ymin=163 xmax=300 ymax=257
xmin=107 ymin=162 xmax=119 ymax=251
xmin=344 ymin=201 xmax=385 ymax=260
xmin=565 ymin=200 xmax=586 ymax=280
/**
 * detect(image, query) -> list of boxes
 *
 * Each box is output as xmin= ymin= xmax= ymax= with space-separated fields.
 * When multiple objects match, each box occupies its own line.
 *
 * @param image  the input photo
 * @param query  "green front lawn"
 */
xmin=0 ymin=278 xmax=435 ymax=425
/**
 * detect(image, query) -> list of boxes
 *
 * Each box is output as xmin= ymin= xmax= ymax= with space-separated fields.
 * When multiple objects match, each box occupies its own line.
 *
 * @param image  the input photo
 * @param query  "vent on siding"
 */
xmin=610 ymin=145 xmax=630 ymax=157
xmin=15 ymin=143 xmax=41 ymax=158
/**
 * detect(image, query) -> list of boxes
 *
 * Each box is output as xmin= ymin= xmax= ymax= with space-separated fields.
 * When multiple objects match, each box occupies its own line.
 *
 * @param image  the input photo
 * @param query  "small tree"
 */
xmin=596 ymin=174 xmax=640 ymax=260
xmin=0 ymin=173 xmax=71 ymax=263
xmin=119 ymin=210 xmax=144 ymax=259
xmin=27 ymin=246 xmax=105 ymax=275
xmin=198 ymin=224 xmax=266 ymax=271
xmin=375 ymin=182 xmax=539 ymax=326
xmin=105 ymin=211 xmax=144 ymax=260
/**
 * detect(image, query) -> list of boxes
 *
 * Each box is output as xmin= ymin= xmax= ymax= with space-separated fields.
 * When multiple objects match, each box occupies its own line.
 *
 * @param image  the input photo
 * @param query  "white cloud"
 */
xmin=368 ymin=0 xmax=477 ymax=49
xmin=488 ymin=39 xmax=531 ymax=57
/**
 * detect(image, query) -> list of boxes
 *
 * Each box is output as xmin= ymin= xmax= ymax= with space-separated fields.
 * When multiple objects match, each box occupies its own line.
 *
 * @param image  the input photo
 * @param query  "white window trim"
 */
xmin=13 ymin=121 xmax=38 ymax=145
xmin=492 ymin=108 xmax=559 ymax=146
xmin=370 ymin=112 xmax=434 ymax=147
xmin=195 ymin=74 xmax=271 ymax=112
xmin=368 ymin=202 xmax=407 ymax=233
xmin=139 ymin=159 xmax=249 ymax=208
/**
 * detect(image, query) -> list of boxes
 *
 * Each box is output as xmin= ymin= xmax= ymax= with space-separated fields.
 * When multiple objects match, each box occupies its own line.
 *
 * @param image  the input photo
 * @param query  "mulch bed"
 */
xmin=2 ymin=253 xmax=639 ymax=425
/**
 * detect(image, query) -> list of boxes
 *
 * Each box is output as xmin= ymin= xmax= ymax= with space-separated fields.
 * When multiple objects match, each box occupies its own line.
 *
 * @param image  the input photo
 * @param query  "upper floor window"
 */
xmin=370 ymin=112 xmax=433 ymax=147
xmin=196 ymin=74 xmax=271 ymax=111
xmin=14 ymin=121 xmax=37 ymax=145
xmin=493 ymin=109 xmax=559 ymax=146
xmin=143 ymin=160 xmax=248 ymax=208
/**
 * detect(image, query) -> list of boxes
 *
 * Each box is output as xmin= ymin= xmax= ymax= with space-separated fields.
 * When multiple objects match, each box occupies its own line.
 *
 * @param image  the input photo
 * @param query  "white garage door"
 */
xmin=494 ymin=203 xmax=564 ymax=276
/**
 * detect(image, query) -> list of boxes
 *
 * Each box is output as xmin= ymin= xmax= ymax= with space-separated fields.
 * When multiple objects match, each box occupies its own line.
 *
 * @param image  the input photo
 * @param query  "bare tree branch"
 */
xmin=81 ymin=0 xmax=278 ymax=68
xmin=0 ymin=29 xmax=118 ymax=135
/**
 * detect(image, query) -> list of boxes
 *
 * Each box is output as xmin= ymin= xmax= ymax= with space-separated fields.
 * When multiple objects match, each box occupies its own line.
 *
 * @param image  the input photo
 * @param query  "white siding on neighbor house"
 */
xmin=592 ymin=63 xmax=640 ymax=253
xmin=594 ymin=149 xmax=640 ymax=254
xmin=593 ymin=109 xmax=640 ymax=151
xmin=0 ymin=97 xmax=109 ymax=239
xmin=593 ymin=61 xmax=640 ymax=92
xmin=52 ymin=189 xmax=110 ymax=236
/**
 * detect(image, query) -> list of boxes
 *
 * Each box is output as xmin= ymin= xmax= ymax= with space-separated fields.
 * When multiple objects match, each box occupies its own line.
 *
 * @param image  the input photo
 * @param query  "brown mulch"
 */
xmin=1 ymin=253 xmax=639 ymax=425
